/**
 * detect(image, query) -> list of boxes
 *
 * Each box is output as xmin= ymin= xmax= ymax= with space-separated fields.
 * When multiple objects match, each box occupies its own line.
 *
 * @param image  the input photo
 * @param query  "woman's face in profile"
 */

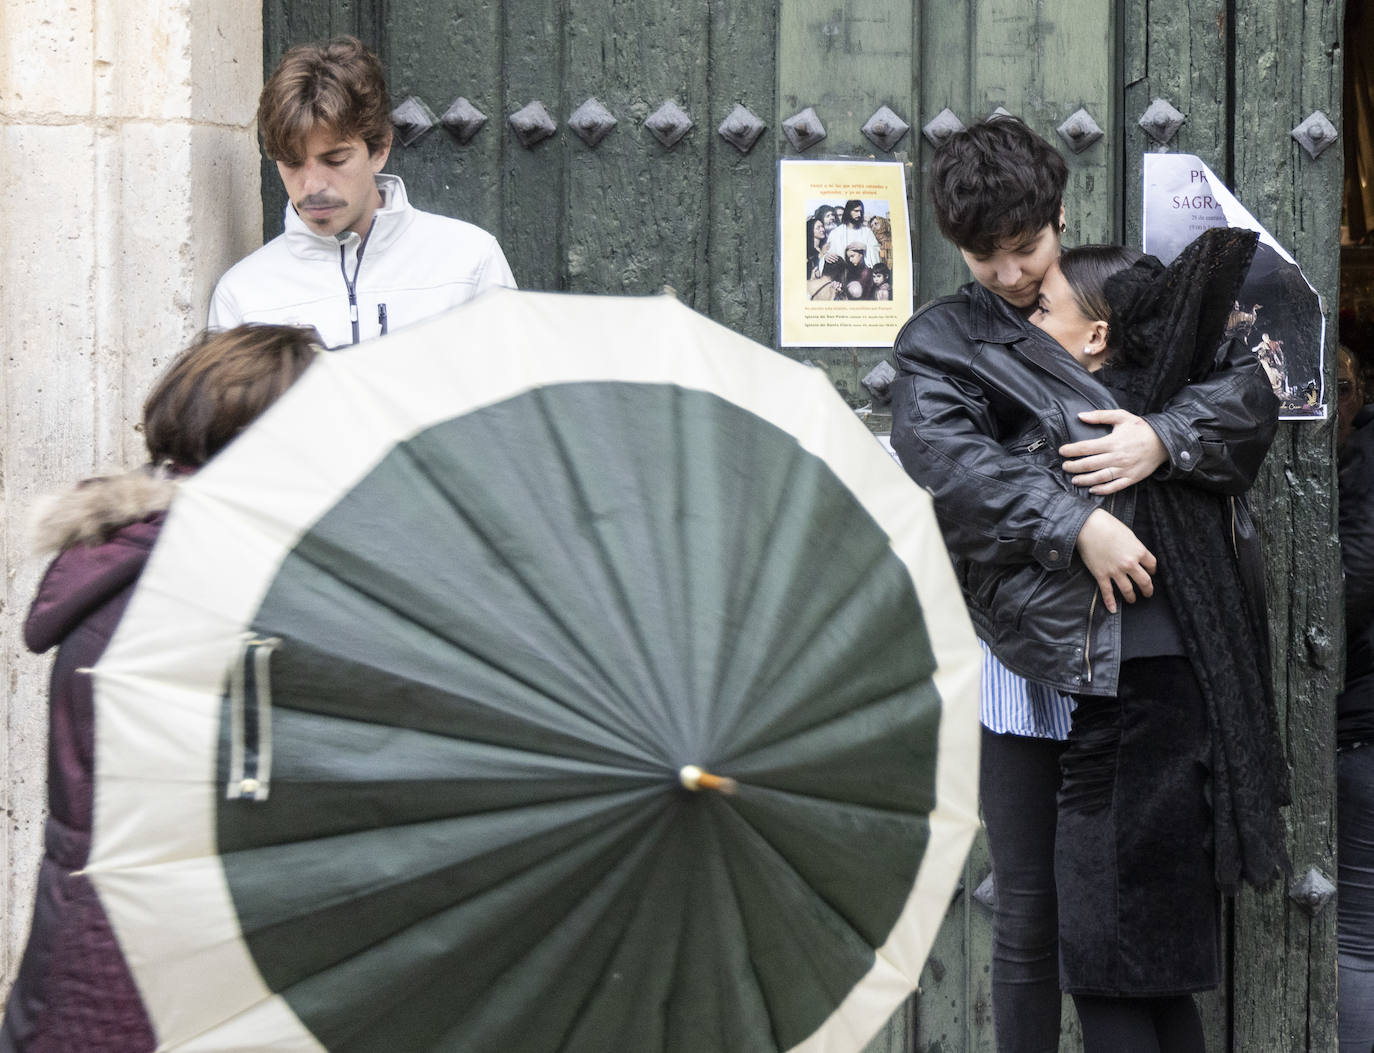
xmin=1029 ymin=262 xmax=1107 ymax=372
xmin=811 ymin=219 xmax=825 ymax=244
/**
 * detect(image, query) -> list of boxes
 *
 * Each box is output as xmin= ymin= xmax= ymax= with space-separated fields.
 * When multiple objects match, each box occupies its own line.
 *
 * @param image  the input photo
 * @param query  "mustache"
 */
xmin=298 ymin=194 xmax=344 ymax=208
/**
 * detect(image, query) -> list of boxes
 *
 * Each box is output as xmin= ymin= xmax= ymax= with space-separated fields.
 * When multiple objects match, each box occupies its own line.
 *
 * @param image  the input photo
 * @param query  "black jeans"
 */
xmin=980 ymin=728 xmax=1066 ymax=1053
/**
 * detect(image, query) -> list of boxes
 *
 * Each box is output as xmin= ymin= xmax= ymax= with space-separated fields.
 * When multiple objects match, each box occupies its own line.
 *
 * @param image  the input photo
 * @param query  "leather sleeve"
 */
xmin=1143 ymin=336 xmax=1280 ymax=493
xmin=889 ymin=313 xmax=1097 ymax=572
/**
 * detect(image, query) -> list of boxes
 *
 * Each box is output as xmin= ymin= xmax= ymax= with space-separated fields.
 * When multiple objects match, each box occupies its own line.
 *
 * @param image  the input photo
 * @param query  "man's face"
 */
xmin=847 ymin=203 xmax=864 ymax=225
xmin=959 ymin=223 xmax=1061 ymax=310
xmin=277 ymin=128 xmax=391 ymax=239
xmin=822 ymin=210 xmax=837 ymax=231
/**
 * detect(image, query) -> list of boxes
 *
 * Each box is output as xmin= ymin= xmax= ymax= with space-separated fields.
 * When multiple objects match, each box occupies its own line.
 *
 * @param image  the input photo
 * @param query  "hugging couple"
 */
xmin=889 ymin=117 xmax=1287 ymax=1053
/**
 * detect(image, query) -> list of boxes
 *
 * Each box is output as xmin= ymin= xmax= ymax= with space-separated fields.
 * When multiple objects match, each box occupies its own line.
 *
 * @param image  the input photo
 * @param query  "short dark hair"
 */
xmin=1057 ymin=245 xmax=1146 ymax=322
xmin=929 ymin=117 xmax=1068 ymax=255
xmin=258 ymin=36 xmax=393 ymax=163
xmin=143 ymin=325 xmax=321 ymax=468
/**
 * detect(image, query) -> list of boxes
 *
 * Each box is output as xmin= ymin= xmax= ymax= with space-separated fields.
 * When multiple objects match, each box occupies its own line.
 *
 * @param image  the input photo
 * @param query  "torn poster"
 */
xmin=1143 ymin=153 xmax=1325 ymax=420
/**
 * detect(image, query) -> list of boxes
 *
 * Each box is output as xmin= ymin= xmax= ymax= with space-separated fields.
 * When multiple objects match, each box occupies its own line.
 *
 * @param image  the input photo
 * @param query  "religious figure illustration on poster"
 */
xmin=777 ymin=160 xmax=914 ymax=348
xmin=1143 ymin=154 xmax=1325 ymax=420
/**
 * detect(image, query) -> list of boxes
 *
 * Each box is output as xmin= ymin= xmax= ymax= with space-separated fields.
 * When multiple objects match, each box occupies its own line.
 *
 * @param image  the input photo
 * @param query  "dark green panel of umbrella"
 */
xmin=216 ymin=382 xmax=942 ymax=1052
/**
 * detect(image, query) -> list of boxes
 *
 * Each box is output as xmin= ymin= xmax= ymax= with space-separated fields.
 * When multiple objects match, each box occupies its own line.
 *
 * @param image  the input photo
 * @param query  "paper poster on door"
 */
xmin=778 ymin=160 xmax=914 ymax=348
xmin=1143 ymin=154 xmax=1325 ymax=420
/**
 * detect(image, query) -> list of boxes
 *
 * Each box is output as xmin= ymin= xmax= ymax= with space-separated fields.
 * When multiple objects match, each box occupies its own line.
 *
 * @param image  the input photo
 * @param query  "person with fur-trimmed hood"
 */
xmin=0 ymin=325 xmax=319 ymax=1053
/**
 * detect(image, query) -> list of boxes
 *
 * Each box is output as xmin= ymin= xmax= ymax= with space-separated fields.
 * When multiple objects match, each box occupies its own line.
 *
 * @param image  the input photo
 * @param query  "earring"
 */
xmin=1060 ymin=221 xmax=1068 ymax=234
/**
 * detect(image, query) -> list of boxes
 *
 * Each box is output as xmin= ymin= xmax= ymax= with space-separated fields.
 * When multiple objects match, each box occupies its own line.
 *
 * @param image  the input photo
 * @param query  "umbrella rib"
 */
xmin=258 ymin=625 xmax=667 ymax=773
xmin=230 ymin=790 xmax=665 ymax=938
xmin=696 ymin=439 xmax=811 ymax=741
xmin=716 ymin=541 xmax=919 ymax=759
xmin=391 ymin=437 xmax=674 ymax=761
xmin=280 ymin=534 xmax=665 ymax=765
xmin=531 ymin=385 xmax=686 ymax=746
xmin=706 ymin=803 xmax=785 ymax=1052
xmin=545 ymin=814 xmax=686 ymax=1053
xmin=714 ymin=801 xmax=890 ymax=1027
xmin=164 ymin=799 xmax=671 ymax=1052
xmin=323 ymin=804 xmax=678 ymax=1051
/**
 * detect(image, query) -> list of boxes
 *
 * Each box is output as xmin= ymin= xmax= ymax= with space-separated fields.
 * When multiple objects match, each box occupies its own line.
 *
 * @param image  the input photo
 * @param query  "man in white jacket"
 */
xmin=208 ymin=37 xmax=515 ymax=348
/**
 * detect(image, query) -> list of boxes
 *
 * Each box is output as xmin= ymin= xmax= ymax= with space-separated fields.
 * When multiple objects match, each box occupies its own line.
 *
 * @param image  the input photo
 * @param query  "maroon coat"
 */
xmin=1 ymin=472 xmax=171 ymax=1053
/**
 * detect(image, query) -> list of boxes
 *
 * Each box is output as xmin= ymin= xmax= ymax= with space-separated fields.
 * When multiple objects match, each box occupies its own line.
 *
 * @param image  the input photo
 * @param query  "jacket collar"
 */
xmin=281 ymin=173 xmax=416 ymax=262
xmin=964 ymin=280 xmax=1033 ymax=344
xmin=24 ymin=468 xmax=175 ymax=653
xmin=962 ymin=281 xmax=1120 ymax=408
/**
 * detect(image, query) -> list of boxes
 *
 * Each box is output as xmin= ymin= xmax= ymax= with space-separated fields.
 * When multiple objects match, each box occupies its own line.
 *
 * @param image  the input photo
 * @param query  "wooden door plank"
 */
xmin=558 ymin=0 xmax=710 ymax=301
xmin=499 ymin=0 xmax=567 ymax=291
xmin=971 ymin=0 xmax=1117 ymax=246
xmin=382 ymin=2 xmax=506 ymax=247
xmin=1121 ymin=0 xmax=1231 ymax=247
xmin=913 ymin=0 xmax=973 ymax=302
xmin=1231 ymin=1 xmax=1343 ymax=1047
xmin=704 ymin=0 xmax=779 ymax=345
xmin=912 ymin=838 xmax=996 ymax=1052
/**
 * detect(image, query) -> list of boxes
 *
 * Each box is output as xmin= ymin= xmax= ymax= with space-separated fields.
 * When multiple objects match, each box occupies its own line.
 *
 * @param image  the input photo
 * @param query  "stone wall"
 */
xmin=1 ymin=0 xmax=263 ymax=994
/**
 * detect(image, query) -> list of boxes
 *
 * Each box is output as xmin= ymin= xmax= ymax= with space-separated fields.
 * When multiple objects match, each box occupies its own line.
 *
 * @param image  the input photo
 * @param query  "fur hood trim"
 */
xmin=29 ymin=468 xmax=179 ymax=556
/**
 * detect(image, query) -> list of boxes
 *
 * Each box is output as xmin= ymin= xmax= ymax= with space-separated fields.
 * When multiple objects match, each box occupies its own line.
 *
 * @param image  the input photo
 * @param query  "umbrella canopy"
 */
xmin=86 ymin=290 xmax=980 ymax=1053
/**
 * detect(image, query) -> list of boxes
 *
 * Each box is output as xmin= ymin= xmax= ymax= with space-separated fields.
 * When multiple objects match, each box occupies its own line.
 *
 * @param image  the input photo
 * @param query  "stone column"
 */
xmin=0 ymin=0 xmax=263 ymax=991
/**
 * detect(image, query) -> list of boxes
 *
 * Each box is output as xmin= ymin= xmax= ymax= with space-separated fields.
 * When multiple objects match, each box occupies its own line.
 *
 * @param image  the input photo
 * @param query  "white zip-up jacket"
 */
xmin=208 ymin=174 xmax=515 ymax=348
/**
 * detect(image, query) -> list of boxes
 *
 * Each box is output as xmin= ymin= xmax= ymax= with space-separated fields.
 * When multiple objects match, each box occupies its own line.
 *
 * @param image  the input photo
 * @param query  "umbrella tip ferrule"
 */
xmin=679 ymin=765 xmax=737 ymax=795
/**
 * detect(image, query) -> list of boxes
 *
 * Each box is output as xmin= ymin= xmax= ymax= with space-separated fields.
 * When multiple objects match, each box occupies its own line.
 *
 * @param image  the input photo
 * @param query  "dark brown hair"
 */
xmin=1057 ymin=244 xmax=1146 ymax=322
xmin=929 ymin=117 xmax=1068 ymax=256
xmin=257 ymin=36 xmax=392 ymax=163
xmin=143 ymin=325 xmax=321 ymax=468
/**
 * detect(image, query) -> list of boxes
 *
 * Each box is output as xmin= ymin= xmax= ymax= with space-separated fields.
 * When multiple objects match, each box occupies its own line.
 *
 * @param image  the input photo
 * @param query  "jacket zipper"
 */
xmin=339 ymin=244 xmax=361 ymax=345
xmin=1081 ymin=493 xmax=1118 ymax=685
xmin=337 ymin=218 xmax=377 ymax=345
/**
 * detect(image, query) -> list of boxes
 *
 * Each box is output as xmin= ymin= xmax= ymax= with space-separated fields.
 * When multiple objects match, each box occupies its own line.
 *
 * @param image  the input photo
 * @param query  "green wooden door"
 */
xmin=263 ymin=1 xmax=1343 ymax=1049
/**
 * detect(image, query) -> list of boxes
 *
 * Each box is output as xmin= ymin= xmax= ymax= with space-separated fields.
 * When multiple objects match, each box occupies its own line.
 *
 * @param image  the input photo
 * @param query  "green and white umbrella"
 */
xmin=86 ymin=290 xmax=980 ymax=1053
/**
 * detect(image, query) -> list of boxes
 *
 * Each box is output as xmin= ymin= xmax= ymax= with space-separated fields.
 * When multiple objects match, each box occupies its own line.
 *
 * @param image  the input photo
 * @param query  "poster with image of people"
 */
xmin=778 ymin=160 xmax=913 ymax=348
xmin=1143 ymin=153 xmax=1325 ymax=420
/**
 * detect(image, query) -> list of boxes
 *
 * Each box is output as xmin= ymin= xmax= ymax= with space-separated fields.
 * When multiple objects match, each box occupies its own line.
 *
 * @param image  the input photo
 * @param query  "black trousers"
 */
xmin=980 ymin=728 xmax=1066 ymax=1053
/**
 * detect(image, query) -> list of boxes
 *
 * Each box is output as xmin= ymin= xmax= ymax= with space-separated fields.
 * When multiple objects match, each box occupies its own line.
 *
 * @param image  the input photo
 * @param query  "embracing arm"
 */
xmin=888 ymin=340 xmax=1096 ymax=572
xmin=1061 ymin=337 xmax=1278 ymax=495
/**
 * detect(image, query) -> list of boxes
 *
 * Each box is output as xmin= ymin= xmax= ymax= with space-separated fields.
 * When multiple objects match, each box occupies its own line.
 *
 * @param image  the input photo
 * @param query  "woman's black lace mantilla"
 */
xmin=1101 ymin=226 xmax=1290 ymax=893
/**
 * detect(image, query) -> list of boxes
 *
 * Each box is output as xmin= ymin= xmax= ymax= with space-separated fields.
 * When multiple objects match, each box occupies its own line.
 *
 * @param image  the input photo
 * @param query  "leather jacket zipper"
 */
xmin=1081 ymin=493 xmax=1117 ymax=685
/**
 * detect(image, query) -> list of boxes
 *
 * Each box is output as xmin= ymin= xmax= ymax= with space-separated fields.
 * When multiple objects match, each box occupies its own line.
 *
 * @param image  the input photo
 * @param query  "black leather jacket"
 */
xmin=889 ymin=281 xmax=1277 ymax=697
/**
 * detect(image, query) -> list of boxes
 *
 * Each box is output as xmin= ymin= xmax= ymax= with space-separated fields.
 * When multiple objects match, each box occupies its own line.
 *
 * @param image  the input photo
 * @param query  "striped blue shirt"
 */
xmin=980 ymin=641 xmax=1077 ymax=739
